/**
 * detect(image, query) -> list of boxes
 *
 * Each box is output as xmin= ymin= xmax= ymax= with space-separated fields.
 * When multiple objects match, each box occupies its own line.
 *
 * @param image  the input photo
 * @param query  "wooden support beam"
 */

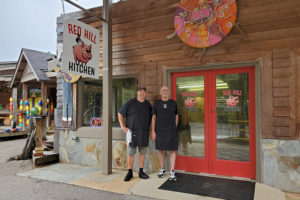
xmin=23 ymin=84 xmax=28 ymax=130
xmin=41 ymin=82 xmax=48 ymax=116
xmin=64 ymin=0 xmax=106 ymax=22
xmin=34 ymin=117 xmax=44 ymax=157
xmin=72 ymin=83 xmax=77 ymax=131
xmin=102 ymin=0 xmax=113 ymax=175
xmin=41 ymin=82 xmax=48 ymax=138
xmin=12 ymin=88 xmax=17 ymax=126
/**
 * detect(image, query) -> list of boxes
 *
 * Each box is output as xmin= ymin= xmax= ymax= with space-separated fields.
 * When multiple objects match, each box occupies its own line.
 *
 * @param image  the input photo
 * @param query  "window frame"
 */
xmin=75 ymin=74 xmax=139 ymax=131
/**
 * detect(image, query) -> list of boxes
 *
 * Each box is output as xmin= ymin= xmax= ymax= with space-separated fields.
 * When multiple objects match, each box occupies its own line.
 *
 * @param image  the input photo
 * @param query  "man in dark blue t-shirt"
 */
xmin=118 ymin=86 xmax=152 ymax=182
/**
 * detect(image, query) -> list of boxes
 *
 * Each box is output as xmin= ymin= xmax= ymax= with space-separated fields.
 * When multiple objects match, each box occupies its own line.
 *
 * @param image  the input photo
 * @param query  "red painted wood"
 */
xmin=171 ymin=67 xmax=256 ymax=179
xmin=172 ymin=71 xmax=210 ymax=173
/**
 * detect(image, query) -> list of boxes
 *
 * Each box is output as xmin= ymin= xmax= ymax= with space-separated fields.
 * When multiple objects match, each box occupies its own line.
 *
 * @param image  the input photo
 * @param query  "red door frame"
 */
xmin=171 ymin=67 xmax=256 ymax=179
xmin=172 ymin=70 xmax=210 ymax=173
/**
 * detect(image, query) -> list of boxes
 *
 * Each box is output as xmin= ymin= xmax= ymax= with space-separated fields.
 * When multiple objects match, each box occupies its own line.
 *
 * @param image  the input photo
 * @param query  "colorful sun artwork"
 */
xmin=174 ymin=0 xmax=237 ymax=48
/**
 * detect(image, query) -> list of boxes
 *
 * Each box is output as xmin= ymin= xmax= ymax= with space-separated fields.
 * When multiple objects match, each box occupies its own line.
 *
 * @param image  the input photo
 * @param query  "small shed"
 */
xmin=10 ymin=48 xmax=57 ymax=130
xmin=0 ymin=61 xmax=17 ymax=126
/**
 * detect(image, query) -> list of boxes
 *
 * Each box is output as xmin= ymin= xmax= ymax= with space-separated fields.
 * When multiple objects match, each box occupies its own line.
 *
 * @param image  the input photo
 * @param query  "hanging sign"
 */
xmin=63 ymin=18 xmax=99 ymax=79
xmin=174 ymin=0 xmax=237 ymax=48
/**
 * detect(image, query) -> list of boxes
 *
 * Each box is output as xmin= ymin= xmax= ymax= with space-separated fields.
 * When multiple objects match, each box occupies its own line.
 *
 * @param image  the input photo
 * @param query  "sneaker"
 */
xmin=124 ymin=171 xmax=133 ymax=182
xmin=138 ymin=171 xmax=149 ymax=179
xmin=158 ymin=168 xmax=166 ymax=178
xmin=169 ymin=170 xmax=177 ymax=182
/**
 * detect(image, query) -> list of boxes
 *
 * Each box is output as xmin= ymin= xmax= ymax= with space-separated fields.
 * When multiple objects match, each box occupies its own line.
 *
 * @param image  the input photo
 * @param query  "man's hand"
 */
xmin=151 ymin=131 xmax=156 ymax=140
xmin=121 ymin=126 xmax=129 ymax=134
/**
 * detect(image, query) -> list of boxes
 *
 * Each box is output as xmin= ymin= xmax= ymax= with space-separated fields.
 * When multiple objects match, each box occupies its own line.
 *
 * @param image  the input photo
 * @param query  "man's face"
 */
xmin=160 ymin=86 xmax=169 ymax=98
xmin=137 ymin=89 xmax=147 ymax=100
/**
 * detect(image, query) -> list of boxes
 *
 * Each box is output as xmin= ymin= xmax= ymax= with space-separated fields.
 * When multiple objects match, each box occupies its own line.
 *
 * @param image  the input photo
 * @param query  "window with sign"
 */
xmin=81 ymin=77 xmax=138 ymax=127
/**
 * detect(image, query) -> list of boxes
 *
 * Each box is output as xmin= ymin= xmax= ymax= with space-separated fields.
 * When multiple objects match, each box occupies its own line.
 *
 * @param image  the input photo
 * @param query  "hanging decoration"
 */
xmin=9 ymin=97 xmax=13 ymax=120
xmin=46 ymin=98 xmax=49 ymax=115
xmin=50 ymin=101 xmax=54 ymax=115
xmin=19 ymin=113 xmax=23 ymax=128
xmin=19 ymin=99 xmax=23 ymax=127
xmin=174 ymin=0 xmax=237 ymax=48
xmin=26 ymin=101 xmax=30 ymax=125
xmin=38 ymin=100 xmax=43 ymax=115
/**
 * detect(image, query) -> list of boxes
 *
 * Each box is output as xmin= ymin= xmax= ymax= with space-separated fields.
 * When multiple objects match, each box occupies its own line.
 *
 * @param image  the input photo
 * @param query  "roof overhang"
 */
xmin=10 ymin=50 xmax=39 ymax=88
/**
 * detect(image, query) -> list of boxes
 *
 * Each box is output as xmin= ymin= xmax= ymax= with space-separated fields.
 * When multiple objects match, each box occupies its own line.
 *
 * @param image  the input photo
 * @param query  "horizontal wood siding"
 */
xmin=57 ymin=0 xmax=300 ymax=139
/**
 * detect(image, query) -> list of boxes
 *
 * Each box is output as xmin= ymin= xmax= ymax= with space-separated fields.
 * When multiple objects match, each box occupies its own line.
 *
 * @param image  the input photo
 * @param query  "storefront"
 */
xmin=172 ymin=66 xmax=256 ymax=178
xmin=10 ymin=48 xmax=57 ymax=131
xmin=55 ymin=0 xmax=300 ymax=193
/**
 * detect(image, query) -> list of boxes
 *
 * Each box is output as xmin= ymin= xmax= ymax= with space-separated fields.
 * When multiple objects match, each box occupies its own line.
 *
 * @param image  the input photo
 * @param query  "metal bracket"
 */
xmin=234 ymin=22 xmax=245 ymax=34
xmin=64 ymin=0 xmax=107 ymax=22
xmin=199 ymin=48 xmax=207 ymax=61
xmin=166 ymin=31 xmax=177 ymax=40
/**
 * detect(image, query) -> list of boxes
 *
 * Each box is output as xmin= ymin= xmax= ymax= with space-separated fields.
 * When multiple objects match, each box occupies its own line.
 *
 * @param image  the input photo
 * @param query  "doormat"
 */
xmin=159 ymin=173 xmax=255 ymax=200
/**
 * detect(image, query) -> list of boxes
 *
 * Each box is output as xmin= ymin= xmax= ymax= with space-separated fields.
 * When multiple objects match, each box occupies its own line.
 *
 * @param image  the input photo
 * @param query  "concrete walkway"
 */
xmin=18 ymin=163 xmax=287 ymax=200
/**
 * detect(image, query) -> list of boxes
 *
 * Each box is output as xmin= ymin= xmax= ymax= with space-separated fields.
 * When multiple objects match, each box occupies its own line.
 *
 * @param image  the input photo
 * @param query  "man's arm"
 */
xmin=175 ymin=114 xmax=179 ymax=127
xmin=118 ymin=113 xmax=128 ymax=133
xmin=151 ymin=115 xmax=156 ymax=140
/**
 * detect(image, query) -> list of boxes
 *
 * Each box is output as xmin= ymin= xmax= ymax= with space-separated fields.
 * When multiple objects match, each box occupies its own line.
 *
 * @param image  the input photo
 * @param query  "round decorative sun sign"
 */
xmin=174 ymin=0 xmax=237 ymax=48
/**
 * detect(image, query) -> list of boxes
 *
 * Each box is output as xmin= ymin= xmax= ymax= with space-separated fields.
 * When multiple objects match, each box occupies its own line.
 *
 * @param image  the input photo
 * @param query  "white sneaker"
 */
xmin=169 ymin=170 xmax=177 ymax=182
xmin=158 ymin=168 xmax=166 ymax=178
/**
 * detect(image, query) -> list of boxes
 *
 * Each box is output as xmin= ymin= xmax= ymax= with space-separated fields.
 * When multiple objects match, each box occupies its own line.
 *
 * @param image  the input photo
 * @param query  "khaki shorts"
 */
xmin=127 ymin=145 xmax=148 ymax=156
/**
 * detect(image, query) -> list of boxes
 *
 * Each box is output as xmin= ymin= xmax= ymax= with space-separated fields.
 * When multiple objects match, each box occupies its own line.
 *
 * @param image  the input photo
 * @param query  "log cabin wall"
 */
xmin=56 ymin=0 xmax=300 ymax=139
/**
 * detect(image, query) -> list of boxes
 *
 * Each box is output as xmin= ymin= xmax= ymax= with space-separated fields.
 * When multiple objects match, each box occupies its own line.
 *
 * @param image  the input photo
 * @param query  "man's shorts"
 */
xmin=127 ymin=145 xmax=148 ymax=156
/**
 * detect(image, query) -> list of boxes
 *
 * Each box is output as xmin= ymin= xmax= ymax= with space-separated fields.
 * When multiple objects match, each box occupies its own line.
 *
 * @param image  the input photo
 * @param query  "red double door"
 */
xmin=172 ymin=67 xmax=256 ymax=179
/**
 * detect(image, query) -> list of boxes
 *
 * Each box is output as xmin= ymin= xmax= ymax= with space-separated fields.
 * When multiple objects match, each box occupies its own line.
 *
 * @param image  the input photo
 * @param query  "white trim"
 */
xmin=0 ymin=67 xmax=15 ymax=71
xmin=10 ymin=51 xmax=24 ymax=88
xmin=45 ymin=72 xmax=57 ymax=78
xmin=22 ymin=52 xmax=40 ymax=82
xmin=10 ymin=50 xmax=40 ymax=88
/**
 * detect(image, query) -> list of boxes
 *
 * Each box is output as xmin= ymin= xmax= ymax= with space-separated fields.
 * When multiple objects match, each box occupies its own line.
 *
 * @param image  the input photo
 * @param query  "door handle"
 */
xmin=211 ymin=109 xmax=215 ymax=112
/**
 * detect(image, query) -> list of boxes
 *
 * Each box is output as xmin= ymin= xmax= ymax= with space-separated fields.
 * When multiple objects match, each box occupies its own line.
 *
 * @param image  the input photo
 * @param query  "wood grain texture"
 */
xmin=56 ymin=0 xmax=300 ymax=139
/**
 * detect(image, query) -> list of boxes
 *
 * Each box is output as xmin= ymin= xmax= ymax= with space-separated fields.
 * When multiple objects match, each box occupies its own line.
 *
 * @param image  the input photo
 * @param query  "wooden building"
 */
xmin=10 ymin=48 xmax=57 ymax=130
xmin=55 ymin=0 xmax=300 ymax=193
xmin=0 ymin=61 xmax=16 ymax=126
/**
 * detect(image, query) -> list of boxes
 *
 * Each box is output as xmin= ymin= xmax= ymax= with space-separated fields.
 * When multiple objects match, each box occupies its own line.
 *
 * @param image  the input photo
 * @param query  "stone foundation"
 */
xmin=58 ymin=129 xmax=160 ymax=173
xmin=59 ymin=130 xmax=300 ymax=193
xmin=262 ymin=139 xmax=300 ymax=193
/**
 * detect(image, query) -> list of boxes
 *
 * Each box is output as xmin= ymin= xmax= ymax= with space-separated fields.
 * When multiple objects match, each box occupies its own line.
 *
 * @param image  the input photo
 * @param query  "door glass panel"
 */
xmin=216 ymin=73 xmax=249 ymax=162
xmin=176 ymin=76 xmax=205 ymax=158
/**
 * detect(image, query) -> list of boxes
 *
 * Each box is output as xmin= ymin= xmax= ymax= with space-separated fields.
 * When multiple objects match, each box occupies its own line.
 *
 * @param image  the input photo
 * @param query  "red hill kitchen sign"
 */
xmin=63 ymin=18 xmax=99 ymax=79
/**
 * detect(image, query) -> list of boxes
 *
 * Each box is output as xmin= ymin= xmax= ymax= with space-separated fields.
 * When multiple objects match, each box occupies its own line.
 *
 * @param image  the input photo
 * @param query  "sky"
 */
xmin=0 ymin=0 xmax=118 ymax=62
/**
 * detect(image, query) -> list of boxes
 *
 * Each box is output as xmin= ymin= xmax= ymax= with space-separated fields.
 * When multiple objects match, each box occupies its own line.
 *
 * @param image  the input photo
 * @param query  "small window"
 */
xmin=81 ymin=77 xmax=138 ymax=127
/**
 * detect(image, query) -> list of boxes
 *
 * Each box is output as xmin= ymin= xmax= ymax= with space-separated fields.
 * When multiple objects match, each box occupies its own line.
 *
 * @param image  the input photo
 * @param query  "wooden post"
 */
xmin=102 ymin=0 xmax=113 ymax=175
xmin=41 ymin=82 xmax=48 ymax=116
xmin=41 ymin=82 xmax=48 ymax=138
xmin=12 ymin=87 xmax=17 ymax=126
xmin=34 ymin=117 xmax=44 ymax=156
xmin=23 ymin=84 xmax=28 ymax=130
xmin=72 ymin=83 xmax=77 ymax=130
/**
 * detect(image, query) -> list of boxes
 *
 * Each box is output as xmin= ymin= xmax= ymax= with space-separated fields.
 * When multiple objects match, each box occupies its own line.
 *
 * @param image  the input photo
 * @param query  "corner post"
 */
xmin=102 ymin=0 xmax=113 ymax=174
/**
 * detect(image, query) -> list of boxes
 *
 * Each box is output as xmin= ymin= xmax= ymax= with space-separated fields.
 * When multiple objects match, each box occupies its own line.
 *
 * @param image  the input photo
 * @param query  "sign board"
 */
xmin=63 ymin=18 xmax=99 ymax=79
xmin=90 ymin=117 xmax=103 ymax=127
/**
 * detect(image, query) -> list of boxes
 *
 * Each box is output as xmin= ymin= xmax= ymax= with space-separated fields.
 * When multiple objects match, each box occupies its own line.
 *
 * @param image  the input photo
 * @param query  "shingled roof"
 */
xmin=10 ymin=48 xmax=55 ymax=87
xmin=23 ymin=48 xmax=54 ymax=81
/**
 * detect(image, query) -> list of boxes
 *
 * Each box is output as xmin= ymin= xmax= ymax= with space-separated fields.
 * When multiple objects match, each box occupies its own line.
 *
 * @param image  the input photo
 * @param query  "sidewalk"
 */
xmin=17 ymin=163 xmax=288 ymax=200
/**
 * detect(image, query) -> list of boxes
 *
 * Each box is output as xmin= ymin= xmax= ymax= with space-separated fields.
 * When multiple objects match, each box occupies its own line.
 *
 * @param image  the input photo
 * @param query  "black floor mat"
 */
xmin=159 ymin=173 xmax=255 ymax=200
